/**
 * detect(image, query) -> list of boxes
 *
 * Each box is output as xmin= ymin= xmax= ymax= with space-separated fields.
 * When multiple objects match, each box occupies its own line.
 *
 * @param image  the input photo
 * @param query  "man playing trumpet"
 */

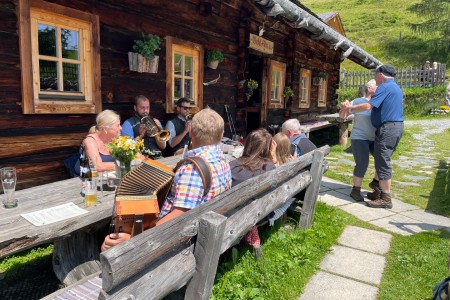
xmin=165 ymin=97 xmax=192 ymax=156
xmin=121 ymin=95 xmax=166 ymax=158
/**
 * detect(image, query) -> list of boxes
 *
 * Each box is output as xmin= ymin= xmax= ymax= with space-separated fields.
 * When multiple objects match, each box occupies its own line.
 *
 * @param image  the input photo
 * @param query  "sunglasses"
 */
xmin=179 ymin=106 xmax=191 ymax=110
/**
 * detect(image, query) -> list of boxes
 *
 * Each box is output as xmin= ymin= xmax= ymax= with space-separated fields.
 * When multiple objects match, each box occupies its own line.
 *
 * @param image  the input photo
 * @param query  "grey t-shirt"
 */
xmin=350 ymin=97 xmax=376 ymax=141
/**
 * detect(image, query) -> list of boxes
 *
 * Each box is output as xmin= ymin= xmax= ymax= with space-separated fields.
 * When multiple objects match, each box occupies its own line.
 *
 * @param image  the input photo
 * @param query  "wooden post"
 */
xmin=53 ymin=231 xmax=102 ymax=286
xmin=299 ymin=150 xmax=325 ymax=228
xmin=338 ymin=122 xmax=348 ymax=146
xmin=185 ymin=211 xmax=227 ymax=300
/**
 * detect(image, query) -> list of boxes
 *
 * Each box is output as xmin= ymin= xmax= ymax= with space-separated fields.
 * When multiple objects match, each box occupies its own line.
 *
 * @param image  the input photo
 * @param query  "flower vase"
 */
xmin=115 ymin=160 xmax=131 ymax=178
xmin=207 ymin=60 xmax=219 ymax=69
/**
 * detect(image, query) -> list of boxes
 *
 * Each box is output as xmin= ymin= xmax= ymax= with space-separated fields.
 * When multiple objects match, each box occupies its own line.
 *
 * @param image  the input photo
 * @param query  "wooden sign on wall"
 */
xmin=249 ymin=33 xmax=274 ymax=55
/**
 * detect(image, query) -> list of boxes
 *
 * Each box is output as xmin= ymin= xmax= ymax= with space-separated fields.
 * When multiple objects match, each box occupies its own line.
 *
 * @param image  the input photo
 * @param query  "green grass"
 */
xmin=301 ymin=0 xmax=446 ymax=70
xmin=381 ymin=230 xmax=450 ymax=300
xmin=212 ymin=203 xmax=362 ymax=299
xmin=0 ymin=244 xmax=53 ymax=275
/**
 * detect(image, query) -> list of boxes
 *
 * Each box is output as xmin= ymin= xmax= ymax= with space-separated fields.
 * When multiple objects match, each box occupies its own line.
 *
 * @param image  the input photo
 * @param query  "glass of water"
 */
xmin=1 ymin=167 xmax=17 ymax=208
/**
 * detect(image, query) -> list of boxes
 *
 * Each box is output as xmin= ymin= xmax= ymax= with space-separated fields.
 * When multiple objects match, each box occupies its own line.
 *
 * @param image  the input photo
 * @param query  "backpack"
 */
xmin=433 ymin=276 xmax=450 ymax=300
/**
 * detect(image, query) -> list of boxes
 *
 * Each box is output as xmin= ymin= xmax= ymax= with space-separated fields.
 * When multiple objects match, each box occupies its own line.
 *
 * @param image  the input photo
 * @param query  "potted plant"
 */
xmin=206 ymin=41 xmax=225 ymax=69
xmin=245 ymin=79 xmax=258 ymax=100
xmin=283 ymin=86 xmax=294 ymax=99
xmin=128 ymin=33 xmax=161 ymax=73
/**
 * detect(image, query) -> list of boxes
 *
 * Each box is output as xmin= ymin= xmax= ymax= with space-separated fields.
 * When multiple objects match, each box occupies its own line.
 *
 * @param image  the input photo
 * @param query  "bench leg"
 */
xmin=53 ymin=231 xmax=101 ymax=286
xmin=338 ymin=123 xmax=349 ymax=146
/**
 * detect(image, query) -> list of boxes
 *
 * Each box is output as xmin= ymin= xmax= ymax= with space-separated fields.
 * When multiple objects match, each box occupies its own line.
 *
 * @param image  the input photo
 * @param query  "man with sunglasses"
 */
xmin=165 ymin=98 xmax=192 ymax=156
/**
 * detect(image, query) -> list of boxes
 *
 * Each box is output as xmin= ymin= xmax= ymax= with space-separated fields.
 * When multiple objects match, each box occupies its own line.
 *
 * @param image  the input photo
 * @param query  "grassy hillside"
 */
xmin=301 ymin=0 xmax=441 ymax=71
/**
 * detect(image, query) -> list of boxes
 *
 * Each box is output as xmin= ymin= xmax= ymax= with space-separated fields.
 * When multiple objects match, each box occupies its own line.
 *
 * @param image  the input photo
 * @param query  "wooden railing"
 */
xmin=340 ymin=63 xmax=447 ymax=89
xmin=45 ymin=146 xmax=329 ymax=300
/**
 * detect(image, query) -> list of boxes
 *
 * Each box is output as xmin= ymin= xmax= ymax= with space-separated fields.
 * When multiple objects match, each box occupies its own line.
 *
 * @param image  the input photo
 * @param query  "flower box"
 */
xmin=128 ymin=52 xmax=159 ymax=73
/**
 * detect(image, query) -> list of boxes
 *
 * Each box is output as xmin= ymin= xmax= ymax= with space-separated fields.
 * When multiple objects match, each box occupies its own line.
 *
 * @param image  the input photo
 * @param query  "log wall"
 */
xmin=0 ymin=0 xmax=342 ymax=189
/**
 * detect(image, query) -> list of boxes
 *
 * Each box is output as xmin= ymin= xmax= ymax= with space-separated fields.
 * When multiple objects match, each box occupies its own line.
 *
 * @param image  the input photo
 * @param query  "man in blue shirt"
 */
xmin=121 ymin=95 xmax=166 ymax=158
xmin=342 ymin=65 xmax=404 ymax=209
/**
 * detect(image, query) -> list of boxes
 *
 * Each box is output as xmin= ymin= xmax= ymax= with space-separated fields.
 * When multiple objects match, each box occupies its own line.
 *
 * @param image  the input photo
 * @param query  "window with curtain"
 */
xmin=299 ymin=69 xmax=311 ymax=108
xmin=318 ymin=77 xmax=327 ymax=107
xmin=166 ymin=37 xmax=203 ymax=113
xmin=268 ymin=60 xmax=286 ymax=109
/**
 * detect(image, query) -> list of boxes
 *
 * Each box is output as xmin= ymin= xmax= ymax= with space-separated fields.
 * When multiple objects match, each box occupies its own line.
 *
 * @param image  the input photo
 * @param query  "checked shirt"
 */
xmin=159 ymin=144 xmax=231 ymax=219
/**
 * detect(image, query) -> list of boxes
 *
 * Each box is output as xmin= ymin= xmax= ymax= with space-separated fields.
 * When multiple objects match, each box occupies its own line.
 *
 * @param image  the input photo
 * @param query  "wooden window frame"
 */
xmin=299 ymin=69 xmax=311 ymax=108
xmin=318 ymin=77 xmax=327 ymax=107
xmin=268 ymin=60 xmax=286 ymax=109
xmin=165 ymin=36 xmax=203 ymax=113
xmin=19 ymin=0 xmax=101 ymax=114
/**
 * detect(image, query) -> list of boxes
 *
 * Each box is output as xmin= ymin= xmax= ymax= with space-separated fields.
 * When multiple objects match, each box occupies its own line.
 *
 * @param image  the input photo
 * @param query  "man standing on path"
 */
xmin=342 ymin=64 xmax=404 ymax=209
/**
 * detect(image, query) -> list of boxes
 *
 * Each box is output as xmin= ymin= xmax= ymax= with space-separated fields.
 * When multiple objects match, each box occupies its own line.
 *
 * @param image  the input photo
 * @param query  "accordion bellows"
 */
xmin=113 ymin=158 xmax=175 ymax=235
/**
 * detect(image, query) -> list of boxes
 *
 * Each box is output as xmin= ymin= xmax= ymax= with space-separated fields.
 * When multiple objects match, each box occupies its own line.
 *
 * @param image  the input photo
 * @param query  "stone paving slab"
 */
xmin=338 ymin=226 xmax=392 ymax=255
xmin=401 ymin=210 xmax=450 ymax=228
xmin=368 ymin=214 xmax=443 ymax=236
xmin=321 ymin=177 xmax=351 ymax=190
xmin=319 ymin=190 xmax=356 ymax=207
xmin=389 ymin=199 xmax=421 ymax=213
xmin=338 ymin=202 xmax=396 ymax=222
xmin=298 ymin=271 xmax=378 ymax=300
xmin=320 ymin=245 xmax=386 ymax=285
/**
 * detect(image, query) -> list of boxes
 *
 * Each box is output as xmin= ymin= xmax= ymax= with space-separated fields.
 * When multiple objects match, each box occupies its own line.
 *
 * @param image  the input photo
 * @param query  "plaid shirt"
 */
xmin=159 ymin=144 xmax=231 ymax=218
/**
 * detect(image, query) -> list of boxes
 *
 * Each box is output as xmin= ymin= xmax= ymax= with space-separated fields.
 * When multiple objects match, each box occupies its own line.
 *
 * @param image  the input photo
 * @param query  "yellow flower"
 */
xmin=106 ymin=136 xmax=143 ymax=163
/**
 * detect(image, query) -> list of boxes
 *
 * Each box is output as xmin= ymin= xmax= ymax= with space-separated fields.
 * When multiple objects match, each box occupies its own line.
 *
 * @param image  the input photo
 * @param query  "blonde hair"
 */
xmin=90 ymin=109 xmax=120 ymax=133
xmin=191 ymin=107 xmax=224 ymax=145
xmin=273 ymin=132 xmax=292 ymax=165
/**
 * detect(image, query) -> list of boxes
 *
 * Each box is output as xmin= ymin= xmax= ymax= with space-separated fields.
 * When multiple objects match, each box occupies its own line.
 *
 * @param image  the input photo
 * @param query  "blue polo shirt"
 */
xmin=370 ymin=79 xmax=404 ymax=128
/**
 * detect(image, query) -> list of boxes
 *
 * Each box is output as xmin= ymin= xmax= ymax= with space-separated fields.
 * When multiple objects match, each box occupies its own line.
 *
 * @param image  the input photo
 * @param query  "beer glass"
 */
xmin=1 ymin=167 xmax=17 ymax=208
xmin=84 ymin=179 xmax=97 ymax=207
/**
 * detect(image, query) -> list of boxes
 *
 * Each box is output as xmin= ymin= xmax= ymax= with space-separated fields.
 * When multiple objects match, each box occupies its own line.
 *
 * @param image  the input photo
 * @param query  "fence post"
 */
xmin=299 ymin=150 xmax=325 ymax=228
xmin=185 ymin=211 xmax=227 ymax=300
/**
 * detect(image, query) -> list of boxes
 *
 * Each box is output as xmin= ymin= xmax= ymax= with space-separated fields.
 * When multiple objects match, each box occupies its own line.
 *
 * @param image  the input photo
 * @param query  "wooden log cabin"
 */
xmin=0 ymin=0 xmax=381 ymax=190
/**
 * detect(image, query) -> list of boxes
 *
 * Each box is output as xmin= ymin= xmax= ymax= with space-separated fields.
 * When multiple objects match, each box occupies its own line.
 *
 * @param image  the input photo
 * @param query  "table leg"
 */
xmin=338 ymin=123 xmax=349 ymax=146
xmin=52 ymin=230 xmax=101 ymax=286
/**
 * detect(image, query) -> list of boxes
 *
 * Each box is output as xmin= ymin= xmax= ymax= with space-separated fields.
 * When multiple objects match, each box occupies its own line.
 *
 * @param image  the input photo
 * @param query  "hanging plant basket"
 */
xmin=128 ymin=52 xmax=159 ymax=73
xmin=207 ymin=60 xmax=219 ymax=69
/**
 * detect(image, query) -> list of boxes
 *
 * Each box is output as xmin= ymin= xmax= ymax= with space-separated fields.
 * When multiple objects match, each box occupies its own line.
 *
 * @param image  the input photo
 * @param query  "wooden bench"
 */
xmin=44 ymin=146 xmax=329 ymax=299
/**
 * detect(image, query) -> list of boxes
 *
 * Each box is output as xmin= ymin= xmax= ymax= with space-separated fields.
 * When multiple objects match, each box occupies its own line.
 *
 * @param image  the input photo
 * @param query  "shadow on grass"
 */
xmin=426 ymin=160 xmax=450 ymax=216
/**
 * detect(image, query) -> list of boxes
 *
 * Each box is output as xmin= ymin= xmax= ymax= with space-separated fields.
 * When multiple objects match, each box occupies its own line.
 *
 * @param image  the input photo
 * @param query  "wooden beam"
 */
xmin=185 ymin=212 xmax=227 ymax=300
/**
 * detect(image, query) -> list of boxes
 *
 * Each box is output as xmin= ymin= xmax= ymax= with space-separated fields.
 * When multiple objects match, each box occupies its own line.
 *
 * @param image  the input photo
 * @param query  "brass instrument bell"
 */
xmin=185 ymin=113 xmax=194 ymax=121
xmin=140 ymin=114 xmax=171 ymax=142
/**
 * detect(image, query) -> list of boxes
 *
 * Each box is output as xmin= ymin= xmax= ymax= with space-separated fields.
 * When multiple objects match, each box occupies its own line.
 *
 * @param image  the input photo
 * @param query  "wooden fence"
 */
xmin=340 ymin=63 xmax=447 ymax=89
xmin=45 ymin=146 xmax=329 ymax=300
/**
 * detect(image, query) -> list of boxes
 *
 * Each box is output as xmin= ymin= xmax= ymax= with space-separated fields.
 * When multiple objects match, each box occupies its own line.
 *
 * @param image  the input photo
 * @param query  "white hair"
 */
xmin=282 ymin=118 xmax=301 ymax=133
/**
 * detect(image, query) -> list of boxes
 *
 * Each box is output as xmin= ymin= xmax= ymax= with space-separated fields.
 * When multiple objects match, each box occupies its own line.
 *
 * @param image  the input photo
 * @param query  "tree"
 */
xmin=408 ymin=0 xmax=450 ymax=64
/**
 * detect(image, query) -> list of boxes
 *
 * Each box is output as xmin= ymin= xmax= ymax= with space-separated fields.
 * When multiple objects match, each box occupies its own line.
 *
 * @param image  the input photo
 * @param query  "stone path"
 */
xmin=299 ymin=176 xmax=450 ymax=299
xmin=299 ymin=118 xmax=450 ymax=299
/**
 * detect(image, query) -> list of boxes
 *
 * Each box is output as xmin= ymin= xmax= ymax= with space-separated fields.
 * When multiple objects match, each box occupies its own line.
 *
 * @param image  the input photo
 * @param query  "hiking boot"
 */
xmin=366 ymin=192 xmax=393 ymax=209
xmin=350 ymin=186 xmax=364 ymax=201
xmin=368 ymin=178 xmax=379 ymax=191
xmin=366 ymin=187 xmax=381 ymax=200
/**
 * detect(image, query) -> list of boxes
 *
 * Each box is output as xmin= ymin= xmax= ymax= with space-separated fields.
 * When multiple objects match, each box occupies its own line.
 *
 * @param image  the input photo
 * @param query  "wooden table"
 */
xmin=315 ymin=113 xmax=354 ymax=146
xmin=0 ymin=155 xmax=183 ymax=286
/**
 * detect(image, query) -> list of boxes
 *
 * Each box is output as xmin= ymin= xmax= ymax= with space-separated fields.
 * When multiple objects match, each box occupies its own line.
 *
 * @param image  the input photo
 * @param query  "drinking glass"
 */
xmin=84 ymin=179 xmax=97 ymax=207
xmin=1 ymin=167 xmax=17 ymax=208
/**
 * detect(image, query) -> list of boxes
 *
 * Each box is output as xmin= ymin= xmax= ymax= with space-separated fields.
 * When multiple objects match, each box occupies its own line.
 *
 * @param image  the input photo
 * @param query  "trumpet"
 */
xmin=185 ymin=113 xmax=195 ymax=121
xmin=140 ymin=114 xmax=171 ymax=142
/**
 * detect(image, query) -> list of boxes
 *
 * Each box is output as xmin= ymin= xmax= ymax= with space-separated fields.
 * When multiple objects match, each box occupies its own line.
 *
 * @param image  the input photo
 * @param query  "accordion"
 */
xmin=112 ymin=158 xmax=174 ymax=236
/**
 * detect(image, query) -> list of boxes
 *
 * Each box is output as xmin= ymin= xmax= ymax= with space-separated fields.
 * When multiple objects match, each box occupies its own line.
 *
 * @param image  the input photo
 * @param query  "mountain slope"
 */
xmin=301 ymin=0 xmax=438 ymax=70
